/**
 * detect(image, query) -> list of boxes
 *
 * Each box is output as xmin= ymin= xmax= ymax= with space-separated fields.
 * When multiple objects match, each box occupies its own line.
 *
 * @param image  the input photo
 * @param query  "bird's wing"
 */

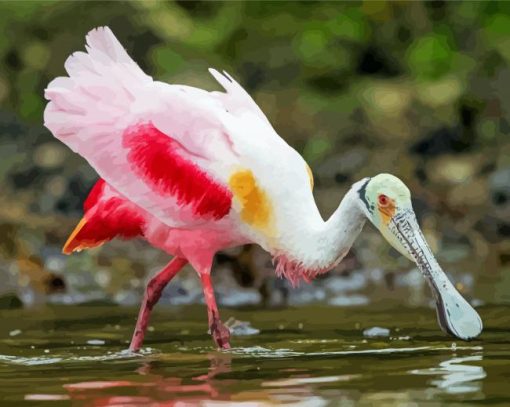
xmin=44 ymin=27 xmax=239 ymax=228
xmin=45 ymin=26 xmax=318 ymax=251
xmin=208 ymin=69 xmax=271 ymax=125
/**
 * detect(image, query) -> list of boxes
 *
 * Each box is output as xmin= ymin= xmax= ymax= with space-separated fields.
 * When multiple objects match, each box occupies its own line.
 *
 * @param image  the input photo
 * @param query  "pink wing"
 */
xmin=44 ymin=27 xmax=239 ymax=228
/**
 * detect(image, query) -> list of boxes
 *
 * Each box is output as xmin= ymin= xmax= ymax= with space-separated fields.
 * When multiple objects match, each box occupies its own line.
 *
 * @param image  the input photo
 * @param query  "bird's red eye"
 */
xmin=378 ymin=194 xmax=389 ymax=207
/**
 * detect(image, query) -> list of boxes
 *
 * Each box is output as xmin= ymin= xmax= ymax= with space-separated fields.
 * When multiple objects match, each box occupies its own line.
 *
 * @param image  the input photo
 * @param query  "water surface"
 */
xmin=1 ymin=304 xmax=509 ymax=405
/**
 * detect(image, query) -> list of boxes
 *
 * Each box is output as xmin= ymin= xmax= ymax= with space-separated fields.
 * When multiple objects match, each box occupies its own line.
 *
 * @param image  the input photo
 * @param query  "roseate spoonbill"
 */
xmin=44 ymin=27 xmax=482 ymax=351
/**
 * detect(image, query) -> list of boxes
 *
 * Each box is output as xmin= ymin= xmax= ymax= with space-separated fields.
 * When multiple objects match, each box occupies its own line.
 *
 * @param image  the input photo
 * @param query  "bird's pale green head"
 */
xmin=357 ymin=173 xmax=414 ymax=260
xmin=356 ymin=173 xmax=483 ymax=341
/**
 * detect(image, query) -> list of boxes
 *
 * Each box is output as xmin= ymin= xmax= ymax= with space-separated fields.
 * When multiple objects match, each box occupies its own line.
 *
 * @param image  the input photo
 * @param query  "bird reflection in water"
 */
xmin=63 ymin=352 xmax=235 ymax=406
xmin=411 ymin=354 xmax=486 ymax=395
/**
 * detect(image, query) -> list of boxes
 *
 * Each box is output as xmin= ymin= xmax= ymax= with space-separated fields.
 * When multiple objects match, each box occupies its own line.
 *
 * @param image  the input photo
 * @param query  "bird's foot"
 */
xmin=211 ymin=319 xmax=231 ymax=350
xmin=128 ymin=329 xmax=145 ymax=353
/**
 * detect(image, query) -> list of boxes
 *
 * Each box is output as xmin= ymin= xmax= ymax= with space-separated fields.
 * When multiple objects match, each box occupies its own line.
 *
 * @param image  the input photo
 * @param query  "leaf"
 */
xmin=406 ymin=33 xmax=454 ymax=81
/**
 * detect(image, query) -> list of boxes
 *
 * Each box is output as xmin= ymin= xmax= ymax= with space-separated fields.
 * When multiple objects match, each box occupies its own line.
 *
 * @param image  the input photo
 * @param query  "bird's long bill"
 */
xmin=387 ymin=210 xmax=483 ymax=340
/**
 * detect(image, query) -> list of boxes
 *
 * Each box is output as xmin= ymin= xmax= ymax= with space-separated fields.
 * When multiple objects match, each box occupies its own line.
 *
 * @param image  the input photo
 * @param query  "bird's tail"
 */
xmin=62 ymin=179 xmax=145 ymax=254
xmin=44 ymin=26 xmax=152 ymax=146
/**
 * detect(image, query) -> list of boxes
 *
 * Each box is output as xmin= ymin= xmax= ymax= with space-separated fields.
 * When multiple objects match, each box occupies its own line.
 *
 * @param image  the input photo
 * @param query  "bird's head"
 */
xmin=357 ymin=174 xmax=414 ymax=260
xmin=355 ymin=173 xmax=482 ymax=340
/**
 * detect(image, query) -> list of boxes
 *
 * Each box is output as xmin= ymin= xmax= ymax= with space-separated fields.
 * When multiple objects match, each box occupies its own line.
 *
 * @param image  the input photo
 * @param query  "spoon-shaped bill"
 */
xmin=388 ymin=210 xmax=483 ymax=340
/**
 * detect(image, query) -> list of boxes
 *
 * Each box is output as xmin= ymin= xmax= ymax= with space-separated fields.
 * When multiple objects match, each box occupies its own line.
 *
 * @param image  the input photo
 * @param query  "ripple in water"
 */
xmin=0 ymin=347 xmax=156 ymax=366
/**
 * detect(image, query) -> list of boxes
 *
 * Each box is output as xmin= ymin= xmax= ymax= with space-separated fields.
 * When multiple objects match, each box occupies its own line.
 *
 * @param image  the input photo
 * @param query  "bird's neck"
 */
xmin=323 ymin=186 xmax=367 ymax=259
xmin=273 ymin=185 xmax=366 ymax=284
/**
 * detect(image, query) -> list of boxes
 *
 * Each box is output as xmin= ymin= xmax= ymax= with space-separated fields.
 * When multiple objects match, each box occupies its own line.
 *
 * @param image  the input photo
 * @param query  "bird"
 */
xmin=44 ymin=27 xmax=482 ymax=351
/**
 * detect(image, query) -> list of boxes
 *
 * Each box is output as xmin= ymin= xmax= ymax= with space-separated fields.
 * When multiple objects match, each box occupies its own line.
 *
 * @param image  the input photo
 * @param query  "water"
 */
xmin=1 ymin=304 xmax=509 ymax=405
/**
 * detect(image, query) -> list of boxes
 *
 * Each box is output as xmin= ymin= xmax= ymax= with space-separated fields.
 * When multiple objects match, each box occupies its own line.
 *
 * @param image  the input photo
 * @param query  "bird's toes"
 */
xmin=211 ymin=320 xmax=231 ymax=349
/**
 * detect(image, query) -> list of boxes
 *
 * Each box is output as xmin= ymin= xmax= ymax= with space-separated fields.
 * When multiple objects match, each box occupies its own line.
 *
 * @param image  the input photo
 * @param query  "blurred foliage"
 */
xmin=0 ymin=1 xmax=509 ymax=307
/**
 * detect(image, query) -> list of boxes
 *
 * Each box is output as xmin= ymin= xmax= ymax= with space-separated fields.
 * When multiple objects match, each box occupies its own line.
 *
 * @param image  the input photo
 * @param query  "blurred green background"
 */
xmin=0 ymin=0 xmax=509 ymax=310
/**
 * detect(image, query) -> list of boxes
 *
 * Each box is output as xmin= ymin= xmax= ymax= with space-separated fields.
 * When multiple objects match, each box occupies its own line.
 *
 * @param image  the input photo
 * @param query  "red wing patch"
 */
xmin=123 ymin=122 xmax=232 ymax=220
xmin=63 ymin=179 xmax=145 ymax=254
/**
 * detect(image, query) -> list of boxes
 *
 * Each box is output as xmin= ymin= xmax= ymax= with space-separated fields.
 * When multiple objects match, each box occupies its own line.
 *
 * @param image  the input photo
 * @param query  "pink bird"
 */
xmin=44 ymin=27 xmax=482 ymax=352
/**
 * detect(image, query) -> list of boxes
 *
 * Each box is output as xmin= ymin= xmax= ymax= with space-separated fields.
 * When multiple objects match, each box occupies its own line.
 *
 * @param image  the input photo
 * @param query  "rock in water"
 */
xmin=363 ymin=326 xmax=390 ymax=337
xmin=225 ymin=317 xmax=260 ymax=336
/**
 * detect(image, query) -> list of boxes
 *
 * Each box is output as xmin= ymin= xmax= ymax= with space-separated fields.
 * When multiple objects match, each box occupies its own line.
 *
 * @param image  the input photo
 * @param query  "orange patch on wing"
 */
xmin=228 ymin=169 xmax=274 ymax=235
xmin=378 ymin=199 xmax=396 ymax=225
xmin=306 ymin=164 xmax=314 ymax=190
xmin=62 ymin=217 xmax=106 ymax=254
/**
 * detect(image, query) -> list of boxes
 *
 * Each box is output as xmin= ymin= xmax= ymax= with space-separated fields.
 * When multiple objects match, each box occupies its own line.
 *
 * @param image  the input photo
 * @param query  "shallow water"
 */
xmin=1 ymin=304 xmax=509 ymax=406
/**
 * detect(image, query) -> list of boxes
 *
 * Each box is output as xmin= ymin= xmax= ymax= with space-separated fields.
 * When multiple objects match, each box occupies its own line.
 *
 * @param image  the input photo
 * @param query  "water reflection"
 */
xmin=411 ymin=354 xmax=486 ymax=394
xmin=63 ymin=352 xmax=234 ymax=405
xmin=4 ymin=344 xmax=489 ymax=404
xmin=60 ymin=352 xmax=338 ymax=406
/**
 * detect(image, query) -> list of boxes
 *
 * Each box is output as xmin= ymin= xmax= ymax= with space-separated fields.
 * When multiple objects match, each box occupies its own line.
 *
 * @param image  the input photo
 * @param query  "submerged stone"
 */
xmin=225 ymin=317 xmax=260 ymax=336
xmin=363 ymin=326 xmax=390 ymax=337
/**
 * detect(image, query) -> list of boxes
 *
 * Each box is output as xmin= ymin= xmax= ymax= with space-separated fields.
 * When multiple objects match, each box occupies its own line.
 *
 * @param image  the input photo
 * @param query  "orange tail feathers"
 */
xmin=63 ymin=179 xmax=145 ymax=255
xmin=62 ymin=217 xmax=106 ymax=254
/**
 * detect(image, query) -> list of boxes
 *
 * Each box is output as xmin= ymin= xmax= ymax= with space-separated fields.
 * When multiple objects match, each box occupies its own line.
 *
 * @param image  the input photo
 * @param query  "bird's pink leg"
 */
xmin=200 ymin=273 xmax=231 ymax=349
xmin=129 ymin=257 xmax=188 ymax=352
